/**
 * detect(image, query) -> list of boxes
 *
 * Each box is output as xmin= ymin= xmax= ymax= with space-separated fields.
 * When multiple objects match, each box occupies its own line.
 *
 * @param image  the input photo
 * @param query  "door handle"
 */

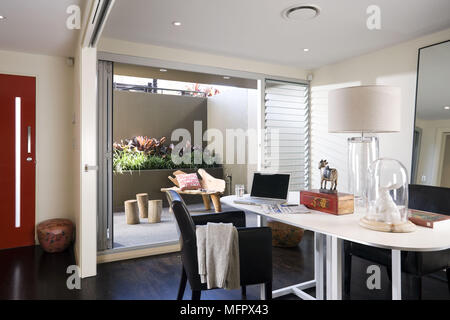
xmin=27 ymin=126 xmax=31 ymax=153
xmin=84 ymin=164 xmax=99 ymax=172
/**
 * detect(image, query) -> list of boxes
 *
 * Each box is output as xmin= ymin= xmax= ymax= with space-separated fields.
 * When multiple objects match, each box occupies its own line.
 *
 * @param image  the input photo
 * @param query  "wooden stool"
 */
xmin=37 ymin=219 xmax=74 ymax=253
xmin=136 ymin=193 xmax=149 ymax=218
xmin=148 ymin=200 xmax=162 ymax=223
xmin=125 ymin=200 xmax=140 ymax=224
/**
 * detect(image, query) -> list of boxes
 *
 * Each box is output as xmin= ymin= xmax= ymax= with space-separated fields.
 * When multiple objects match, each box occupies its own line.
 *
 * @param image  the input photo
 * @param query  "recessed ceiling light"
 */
xmin=223 ymin=76 xmax=231 ymax=80
xmin=444 ymin=106 xmax=450 ymax=110
xmin=159 ymin=69 xmax=167 ymax=72
xmin=0 ymin=15 xmax=6 ymax=20
xmin=303 ymin=48 xmax=310 ymax=52
xmin=172 ymin=21 xmax=182 ymax=26
xmin=282 ymin=5 xmax=320 ymax=21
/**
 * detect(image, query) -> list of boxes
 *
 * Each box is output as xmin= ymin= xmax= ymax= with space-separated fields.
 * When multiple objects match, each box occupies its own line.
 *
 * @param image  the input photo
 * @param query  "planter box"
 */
xmin=113 ymin=167 xmax=224 ymax=211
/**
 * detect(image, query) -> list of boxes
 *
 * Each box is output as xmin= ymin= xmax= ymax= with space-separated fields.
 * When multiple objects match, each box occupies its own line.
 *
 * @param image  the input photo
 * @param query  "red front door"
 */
xmin=0 ymin=74 xmax=36 ymax=250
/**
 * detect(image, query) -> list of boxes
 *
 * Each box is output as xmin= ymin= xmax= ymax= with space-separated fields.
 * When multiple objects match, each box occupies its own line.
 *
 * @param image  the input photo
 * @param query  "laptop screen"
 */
xmin=250 ymin=173 xmax=290 ymax=200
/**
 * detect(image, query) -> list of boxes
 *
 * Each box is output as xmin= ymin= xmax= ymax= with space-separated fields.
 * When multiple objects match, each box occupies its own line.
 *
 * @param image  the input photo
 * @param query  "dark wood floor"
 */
xmin=0 ymin=231 xmax=448 ymax=300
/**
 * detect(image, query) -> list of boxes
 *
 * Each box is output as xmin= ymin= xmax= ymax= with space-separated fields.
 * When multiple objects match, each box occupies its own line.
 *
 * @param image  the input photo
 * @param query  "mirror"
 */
xmin=412 ymin=40 xmax=450 ymax=187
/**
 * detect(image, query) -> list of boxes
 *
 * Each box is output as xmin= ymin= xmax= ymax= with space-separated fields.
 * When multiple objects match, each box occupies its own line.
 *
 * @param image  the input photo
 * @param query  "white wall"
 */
xmin=310 ymin=28 xmax=450 ymax=192
xmin=0 ymin=49 xmax=74 ymax=242
xmin=207 ymin=88 xmax=258 ymax=193
xmin=98 ymin=37 xmax=308 ymax=80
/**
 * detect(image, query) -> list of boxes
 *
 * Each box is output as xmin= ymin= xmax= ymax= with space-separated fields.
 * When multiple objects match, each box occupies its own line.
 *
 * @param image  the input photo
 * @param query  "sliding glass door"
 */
xmin=97 ymin=60 xmax=114 ymax=251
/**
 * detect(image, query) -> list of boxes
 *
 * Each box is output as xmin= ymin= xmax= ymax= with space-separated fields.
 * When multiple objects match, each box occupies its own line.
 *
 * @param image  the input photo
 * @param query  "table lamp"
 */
xmin=328 ymin=85 xmax=401 ymax=212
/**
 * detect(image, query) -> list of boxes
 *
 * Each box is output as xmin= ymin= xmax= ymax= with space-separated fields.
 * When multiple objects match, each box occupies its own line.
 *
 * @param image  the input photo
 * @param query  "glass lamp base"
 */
xmin=348 ymin=136 xmax=379 ymax=214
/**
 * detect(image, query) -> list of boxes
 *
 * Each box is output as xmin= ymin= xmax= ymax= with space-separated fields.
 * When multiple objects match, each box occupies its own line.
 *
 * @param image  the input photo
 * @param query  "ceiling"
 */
xmin=0 ymin=0 xmax=449 ymax=67
xmin=0 ymin=0 xmax=83 ymax=57
xmin=103 ymin=0 xmax=450 ymax=69
xmin=416 ymin=41 xmax=450 ymax=121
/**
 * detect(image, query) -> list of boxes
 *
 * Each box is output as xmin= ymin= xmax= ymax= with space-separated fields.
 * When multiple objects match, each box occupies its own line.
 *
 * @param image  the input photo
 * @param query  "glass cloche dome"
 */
xmin=360 ymin=158 xmax=416 ymax=233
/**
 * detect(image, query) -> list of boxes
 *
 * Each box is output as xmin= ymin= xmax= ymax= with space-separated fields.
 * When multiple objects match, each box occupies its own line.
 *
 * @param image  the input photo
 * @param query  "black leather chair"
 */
xmin=166 ymin=190 xmax=273 ymax=300
xmin=344 ymin=184 xmax=450 ymax=299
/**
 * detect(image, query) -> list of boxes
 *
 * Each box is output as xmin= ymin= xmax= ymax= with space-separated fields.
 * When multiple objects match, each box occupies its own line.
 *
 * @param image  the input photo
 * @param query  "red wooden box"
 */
xmin=300 ymin=190 xmax=354 ymax=215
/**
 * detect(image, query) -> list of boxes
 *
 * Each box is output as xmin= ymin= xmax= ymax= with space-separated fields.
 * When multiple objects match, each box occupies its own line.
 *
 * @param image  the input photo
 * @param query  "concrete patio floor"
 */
xmin=113 ymin=202 xmax=257 ymax=248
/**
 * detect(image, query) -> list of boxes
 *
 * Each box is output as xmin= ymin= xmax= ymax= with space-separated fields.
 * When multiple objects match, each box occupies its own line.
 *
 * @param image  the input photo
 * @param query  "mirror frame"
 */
xmin=412 ymin=39 xmax=450 ymax=187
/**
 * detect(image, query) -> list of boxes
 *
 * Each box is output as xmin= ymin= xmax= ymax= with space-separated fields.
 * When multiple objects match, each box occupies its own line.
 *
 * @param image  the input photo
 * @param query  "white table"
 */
xmin=221 ymin=195 xmax=450 ymax=300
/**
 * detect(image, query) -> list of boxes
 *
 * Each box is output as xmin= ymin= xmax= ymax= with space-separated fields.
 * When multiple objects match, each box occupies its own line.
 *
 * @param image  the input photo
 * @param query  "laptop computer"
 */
xmin=234 ymin=173 xmax=290 ymax=206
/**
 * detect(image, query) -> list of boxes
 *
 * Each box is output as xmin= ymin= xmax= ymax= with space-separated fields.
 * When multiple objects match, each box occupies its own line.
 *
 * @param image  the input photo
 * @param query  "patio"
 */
xmin=113 ymin=202 xmax=258 ymax=248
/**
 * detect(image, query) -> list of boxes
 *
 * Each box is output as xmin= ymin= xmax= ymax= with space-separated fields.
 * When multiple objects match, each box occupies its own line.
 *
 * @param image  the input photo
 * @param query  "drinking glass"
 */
xmin=235 ymin=184 xmax=245 ymax=197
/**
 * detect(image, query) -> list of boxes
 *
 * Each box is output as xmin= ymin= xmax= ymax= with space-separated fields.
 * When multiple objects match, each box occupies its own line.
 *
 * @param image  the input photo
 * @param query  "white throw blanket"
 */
xmin=196 ymin=222 xmax=240 ymax=290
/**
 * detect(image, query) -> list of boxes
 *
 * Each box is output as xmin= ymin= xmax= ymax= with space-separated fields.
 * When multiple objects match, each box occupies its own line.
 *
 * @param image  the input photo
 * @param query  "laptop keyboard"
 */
xmin=249 ymin=198 xmax=283 ymax=204
xmin=235 ymin=197 xmax=285 ymax=205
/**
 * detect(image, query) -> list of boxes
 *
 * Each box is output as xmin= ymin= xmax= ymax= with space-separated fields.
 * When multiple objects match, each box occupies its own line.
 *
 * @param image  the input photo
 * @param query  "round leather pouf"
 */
xmin=268 ymin=221 xmax=304 ymax=247
xmin=37 ymin=219 xmax=74 ymax=253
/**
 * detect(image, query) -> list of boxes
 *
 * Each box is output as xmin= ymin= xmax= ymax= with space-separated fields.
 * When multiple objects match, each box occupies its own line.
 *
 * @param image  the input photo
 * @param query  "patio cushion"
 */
xmin=177 ymin=173 xmax=202 ymax=191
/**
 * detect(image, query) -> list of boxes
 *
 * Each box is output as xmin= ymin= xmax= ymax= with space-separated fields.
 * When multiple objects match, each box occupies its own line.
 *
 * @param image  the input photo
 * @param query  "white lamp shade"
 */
xmin=328 ymin=85 xmax=401 ymax=133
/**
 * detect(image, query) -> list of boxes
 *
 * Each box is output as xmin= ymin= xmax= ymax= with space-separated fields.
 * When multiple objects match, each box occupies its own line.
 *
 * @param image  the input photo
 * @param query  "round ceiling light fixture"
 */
xmin=444 ymin=106 xmax=450 ymax=110
xmin=172 ymin=21 xmax=182 ymax=27
xmin=282 ymin=4 xmax=320 ymax=21
xmin=0 ymin=15 xmax=6 ymax=20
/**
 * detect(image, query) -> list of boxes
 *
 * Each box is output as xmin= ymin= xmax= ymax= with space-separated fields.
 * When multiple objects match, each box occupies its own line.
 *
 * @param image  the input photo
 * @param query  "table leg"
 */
xmin=257 ymin=215 xmax=268 ymax=299
xmin=257 ymin=215 xmax=267 ymax=227
xmin=326 ymin=236 xmax=332 ymax=299
xmin=314 ymin=232 xmax=325 ymax=300
xmin=392 ymin=249 xmax=402 ymax=300
xmin=255 ymin=214 xmax=322 ymax=300
xmin=326 ymin=236 xmax=342 ymax=300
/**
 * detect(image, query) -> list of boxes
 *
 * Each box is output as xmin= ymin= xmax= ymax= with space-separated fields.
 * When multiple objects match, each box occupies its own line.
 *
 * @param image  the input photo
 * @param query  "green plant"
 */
xmin=114 ymin=136 xmax=173 ymax=158
xmin=113 ymin=136 xmax=218 ymax=173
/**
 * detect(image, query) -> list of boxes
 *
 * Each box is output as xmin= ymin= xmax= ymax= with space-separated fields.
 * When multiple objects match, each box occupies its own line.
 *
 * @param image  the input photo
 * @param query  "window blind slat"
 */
xmin=265 ymin=100 xmax=306 ymax=109
xmin=265 ymin=88 xmax=306 ymax=97
xmin=264 ymin=80 xmax=309 ymax=191
xmin=265 ymin=82 xmax=308 ymax=91
xmin=265 ymin=93 xmax=305 ymax=103
xmin=265 ymin=106 xmax=308 ymax=115
xmin=264 ymin=147 xmax=306 ymax=153
xmin=265 ymin=114 xmax=305 ymax=122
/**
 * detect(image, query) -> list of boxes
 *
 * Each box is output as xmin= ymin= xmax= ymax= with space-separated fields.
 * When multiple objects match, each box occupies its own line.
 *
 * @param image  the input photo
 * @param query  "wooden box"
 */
xmin=300 ymin=190 xmax=354 ymax=215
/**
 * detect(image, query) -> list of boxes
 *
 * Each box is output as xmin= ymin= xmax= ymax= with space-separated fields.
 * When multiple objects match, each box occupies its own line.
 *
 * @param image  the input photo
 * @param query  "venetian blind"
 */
xmin=263 ymin=79 xmax=310 ymax=191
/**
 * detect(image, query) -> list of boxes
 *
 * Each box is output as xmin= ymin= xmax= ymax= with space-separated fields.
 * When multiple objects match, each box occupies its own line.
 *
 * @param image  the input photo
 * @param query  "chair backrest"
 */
xmin=165 ymin=190 xmax=202 ymax=289
xmin=409 ymin=184 xmax=450 ymax=215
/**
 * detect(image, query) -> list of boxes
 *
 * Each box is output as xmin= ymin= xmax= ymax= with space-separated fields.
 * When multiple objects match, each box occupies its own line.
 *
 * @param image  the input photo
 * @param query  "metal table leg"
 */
xmin=326 ymin=235 xmax=343 ymax=300
xmin=392 ymin=249 xmax=402 ymax=300
xmin=314 ymin=232 xmax=325 ymax=300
